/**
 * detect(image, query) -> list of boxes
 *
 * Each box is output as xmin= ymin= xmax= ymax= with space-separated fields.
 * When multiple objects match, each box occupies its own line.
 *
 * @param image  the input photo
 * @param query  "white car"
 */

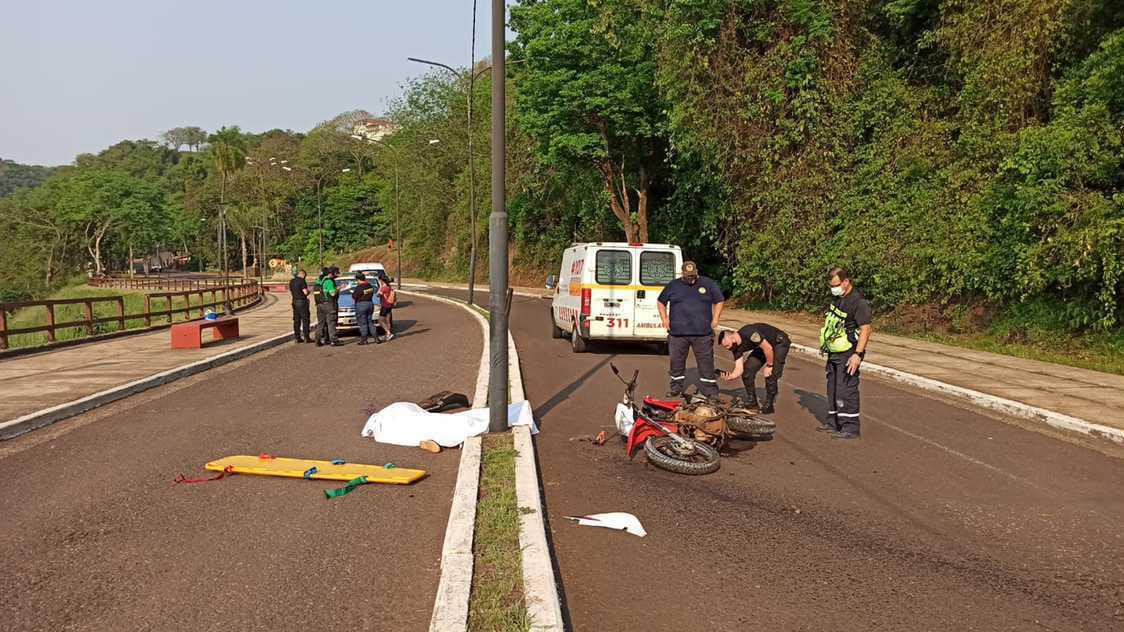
xmin=333 ymin=275 xmax=386 ymax=335
xmin=547 ymin=242 xmax=682 ymax=353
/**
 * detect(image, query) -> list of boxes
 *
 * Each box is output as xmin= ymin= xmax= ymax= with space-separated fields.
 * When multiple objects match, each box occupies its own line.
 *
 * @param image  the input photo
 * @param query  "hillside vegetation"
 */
xmin=2 ymin=1 xmax=1121 ymax=357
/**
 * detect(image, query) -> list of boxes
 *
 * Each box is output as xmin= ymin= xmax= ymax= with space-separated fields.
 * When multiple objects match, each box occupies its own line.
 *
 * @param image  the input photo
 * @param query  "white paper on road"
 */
xmin=361 ymin=400 xmax=538 ymax=447
xmin=564 ymin=512 xmax=647 ymax=537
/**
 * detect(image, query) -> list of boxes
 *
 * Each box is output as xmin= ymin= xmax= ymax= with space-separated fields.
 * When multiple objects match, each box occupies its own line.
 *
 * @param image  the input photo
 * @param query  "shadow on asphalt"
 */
xmin=795 ymin=388 xmax=829 ymax=424
xmin=534 ymin=354 xmax=617 ymax=424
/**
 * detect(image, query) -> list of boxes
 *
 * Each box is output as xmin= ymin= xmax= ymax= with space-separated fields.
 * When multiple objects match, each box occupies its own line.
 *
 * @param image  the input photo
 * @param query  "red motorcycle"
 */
xmin=611 ymin=364 xmax=776 ymax=476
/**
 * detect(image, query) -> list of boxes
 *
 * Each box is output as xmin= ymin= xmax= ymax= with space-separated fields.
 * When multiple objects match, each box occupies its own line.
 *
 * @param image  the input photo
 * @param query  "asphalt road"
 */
xmin=432 ymin=287 xmax=1124 ymax=631
xmin=0 ymin=295 xmax=482 ymax=632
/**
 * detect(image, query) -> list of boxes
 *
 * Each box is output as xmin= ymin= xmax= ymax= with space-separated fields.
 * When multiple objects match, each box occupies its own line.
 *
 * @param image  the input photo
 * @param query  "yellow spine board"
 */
xmin=205 ymin=455 xmax=426 ymax=485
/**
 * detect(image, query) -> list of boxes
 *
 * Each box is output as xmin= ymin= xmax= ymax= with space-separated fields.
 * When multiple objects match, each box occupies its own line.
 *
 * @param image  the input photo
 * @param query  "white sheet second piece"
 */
xmin=362 ymin=400 xmax=539 ymax=448
xmin=564 ymin=512 xmax=647 ymax=537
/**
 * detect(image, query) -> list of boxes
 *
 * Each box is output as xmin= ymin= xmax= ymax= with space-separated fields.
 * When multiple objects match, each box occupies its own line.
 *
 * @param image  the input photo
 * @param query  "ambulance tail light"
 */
xmin=580 ymin=288 xmax=591 ymax=316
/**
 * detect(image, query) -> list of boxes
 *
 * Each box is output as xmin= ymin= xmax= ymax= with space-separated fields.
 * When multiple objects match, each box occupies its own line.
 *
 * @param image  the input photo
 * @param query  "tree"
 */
xmin=208 ymin=127 xmax=247 ymax=279
xmin=510 ymin=0 xmax=668 ymax=242
xmin=53 ymin=170 xmax=165 ymax=276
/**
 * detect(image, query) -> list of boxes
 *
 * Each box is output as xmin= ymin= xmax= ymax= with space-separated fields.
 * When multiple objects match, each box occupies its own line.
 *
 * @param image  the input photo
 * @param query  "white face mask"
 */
xmin=830 ymin=285 xmax=845 ymax=297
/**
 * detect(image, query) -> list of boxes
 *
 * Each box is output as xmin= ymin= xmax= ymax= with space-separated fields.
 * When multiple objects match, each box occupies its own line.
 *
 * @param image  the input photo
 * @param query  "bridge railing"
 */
xmin=0 ymin=280 xmax=261 ymax=350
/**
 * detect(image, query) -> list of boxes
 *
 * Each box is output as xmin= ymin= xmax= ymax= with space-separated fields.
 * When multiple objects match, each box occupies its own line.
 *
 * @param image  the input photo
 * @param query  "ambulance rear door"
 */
xmin=633 ymin=247 xmax=680 ymax=340
xmin=587 ymin=247 xmax=636 ymax=339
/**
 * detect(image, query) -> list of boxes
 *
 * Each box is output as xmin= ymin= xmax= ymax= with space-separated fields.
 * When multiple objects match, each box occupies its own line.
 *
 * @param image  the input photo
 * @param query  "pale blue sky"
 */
xmin=1 ymin=0 xmax=499 ymax=166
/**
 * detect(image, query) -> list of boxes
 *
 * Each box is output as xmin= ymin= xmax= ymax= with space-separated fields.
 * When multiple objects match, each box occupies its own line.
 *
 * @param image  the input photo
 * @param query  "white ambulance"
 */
xmin=547 ymin=242 xmax=682 ymax=353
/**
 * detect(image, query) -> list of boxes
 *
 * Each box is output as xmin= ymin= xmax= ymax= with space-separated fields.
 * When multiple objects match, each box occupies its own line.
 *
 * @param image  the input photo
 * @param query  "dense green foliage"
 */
xmin=3 ymin=0 xmax=1122 ymax=339
xmin=0 ymin=159 xmax=56 ymax=197
xmin=0 ymin=122 xmax=389 ymax=300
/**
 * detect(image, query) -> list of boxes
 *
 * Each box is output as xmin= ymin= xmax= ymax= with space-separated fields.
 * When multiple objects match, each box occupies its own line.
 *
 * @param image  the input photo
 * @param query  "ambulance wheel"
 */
xmin=550 ymin=317 xmax=564 ymax=339
xmin=644 ymin=436 xmax=720 ymax=475
xmin=571 ymin=323 xmax=588 ymax=353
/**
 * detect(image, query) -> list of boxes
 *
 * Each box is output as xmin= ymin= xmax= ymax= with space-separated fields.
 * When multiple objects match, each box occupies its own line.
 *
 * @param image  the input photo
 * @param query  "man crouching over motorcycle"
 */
xmin=718 ymin=324 xmax=791 ymax=414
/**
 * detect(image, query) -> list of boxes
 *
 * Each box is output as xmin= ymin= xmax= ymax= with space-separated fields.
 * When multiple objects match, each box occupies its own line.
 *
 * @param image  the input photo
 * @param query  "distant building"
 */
xmin=352 ymin=118 xmax=398 ymax=142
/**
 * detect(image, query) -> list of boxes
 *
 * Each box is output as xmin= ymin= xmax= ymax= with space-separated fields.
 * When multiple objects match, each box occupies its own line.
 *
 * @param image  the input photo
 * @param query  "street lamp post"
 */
xmin=407 ymin=59 xmax=491 ymax=307
xmin=488 ymin=0 xmax=509 ymax=433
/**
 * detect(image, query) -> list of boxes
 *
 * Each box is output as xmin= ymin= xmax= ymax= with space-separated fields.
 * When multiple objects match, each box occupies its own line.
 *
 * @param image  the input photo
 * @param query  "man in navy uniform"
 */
xmin=819 ymin=266 xmax=873 ymax=439
xmin=657 ymin=261 xmax=725 ymax=398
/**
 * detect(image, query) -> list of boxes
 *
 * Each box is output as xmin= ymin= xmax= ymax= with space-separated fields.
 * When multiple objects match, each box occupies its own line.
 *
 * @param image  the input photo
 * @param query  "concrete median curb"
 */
xmin=407 ymin=290 xmax=564 ymax=632
xmin=0 ymin=327 xmax=297 ymax=441
xmin=509 ymin=330 xmax=565 ymax=631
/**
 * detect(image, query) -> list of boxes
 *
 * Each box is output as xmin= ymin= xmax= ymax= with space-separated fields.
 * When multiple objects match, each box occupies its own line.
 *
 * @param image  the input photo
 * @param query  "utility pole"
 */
xmin=488 ymin=0 xmax=509 ymax=433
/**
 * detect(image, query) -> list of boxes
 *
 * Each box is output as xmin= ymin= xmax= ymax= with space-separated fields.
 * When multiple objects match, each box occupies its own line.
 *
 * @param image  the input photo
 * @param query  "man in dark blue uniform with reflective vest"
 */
xmin=657 ymin=261 xmax=725 ymax=398
xmin=819 ymin=266 xmax=873 ymax=439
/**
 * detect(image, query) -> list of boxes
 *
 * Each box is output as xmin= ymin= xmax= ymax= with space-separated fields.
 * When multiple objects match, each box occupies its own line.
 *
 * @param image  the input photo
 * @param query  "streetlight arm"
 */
xmin=407 ymin=57 xmax=460 ymax=77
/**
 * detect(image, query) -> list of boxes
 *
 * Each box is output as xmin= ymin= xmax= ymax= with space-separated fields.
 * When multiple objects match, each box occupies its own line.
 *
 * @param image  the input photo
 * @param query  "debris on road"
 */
xmin=416 ymin=390 xmax=471 ymax=412
xmin=564 ymin=512 xmax=647 ymax=537
xmin=361 ymin=400 xmax=538 ymax=448
xmin=593 ymin=431 xmax=607 ymax=445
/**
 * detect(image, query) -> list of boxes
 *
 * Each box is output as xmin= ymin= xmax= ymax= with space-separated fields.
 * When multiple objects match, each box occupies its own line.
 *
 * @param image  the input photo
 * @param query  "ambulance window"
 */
xmin=595 ymin=250 xmax=632 ymax=285
xmin=640 ymin=251 xmax=676 ymax=286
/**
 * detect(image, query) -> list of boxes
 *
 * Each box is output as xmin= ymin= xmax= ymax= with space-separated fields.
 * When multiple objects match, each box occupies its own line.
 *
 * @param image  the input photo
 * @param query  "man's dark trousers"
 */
xmin=316 ymin=303 xmax=338 ymax=344
xmin=825 ymin=350 xmax=861 ymax=433
xmin=741 ymin=340 xmax=790 ymax=403
xmin=292 ymin=301 xmax=310 ymax=341
xmin=668 ymin=334 xmax=718 ymax=397
xmin=355 ymin=301 xmax=375 ymax=340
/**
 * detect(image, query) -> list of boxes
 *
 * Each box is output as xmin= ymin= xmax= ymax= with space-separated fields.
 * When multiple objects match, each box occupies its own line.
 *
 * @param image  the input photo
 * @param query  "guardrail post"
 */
xmin=116 ymin=297 xmax=125 ymax=331
xmin=0 ymin=308 xmax=7 ymax=349
xmin=46 ymin=303 xmax=57 ymax=342
xmin=83 ymin=300 xmax=94 ymax=336
xmin=144 ymin=295 xmax=151 ymax=327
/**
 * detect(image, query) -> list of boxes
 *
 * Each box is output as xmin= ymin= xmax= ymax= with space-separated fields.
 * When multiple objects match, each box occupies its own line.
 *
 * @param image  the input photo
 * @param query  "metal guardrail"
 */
xmin=0 ymin=278 xmax=261 ymax=350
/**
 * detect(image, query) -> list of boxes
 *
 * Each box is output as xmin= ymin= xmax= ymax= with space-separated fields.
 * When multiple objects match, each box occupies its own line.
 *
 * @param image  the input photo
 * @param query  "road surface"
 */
xmin=0 ymin=295 xmax=482 ymax=632
xmin=433 ymin=287 xmax=1124 ymax=631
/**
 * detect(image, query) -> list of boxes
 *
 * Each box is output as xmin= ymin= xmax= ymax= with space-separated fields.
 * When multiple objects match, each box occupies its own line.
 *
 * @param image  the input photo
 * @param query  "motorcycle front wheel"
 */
xmin=644 ymin=436 xmax=720 ymax=475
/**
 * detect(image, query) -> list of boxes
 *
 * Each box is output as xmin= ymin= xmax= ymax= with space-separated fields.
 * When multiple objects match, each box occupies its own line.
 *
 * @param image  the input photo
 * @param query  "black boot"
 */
xmin=759 ymin=395 xmax=775 ymax=415
xmin=743 ymin=391 xmax=760 ymax=412
xmin=358 ymin=337 xmax=368 ymax=346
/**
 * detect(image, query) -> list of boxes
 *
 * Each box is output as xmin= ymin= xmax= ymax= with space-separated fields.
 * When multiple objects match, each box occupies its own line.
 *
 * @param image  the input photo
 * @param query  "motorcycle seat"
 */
xmin=643 ymin=396 xmax=681 ymax=411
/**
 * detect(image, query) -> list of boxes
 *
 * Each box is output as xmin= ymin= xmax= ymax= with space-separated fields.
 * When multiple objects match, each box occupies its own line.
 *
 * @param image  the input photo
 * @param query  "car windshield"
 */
xmin=335 ymin=276 xmax=357 ymax=292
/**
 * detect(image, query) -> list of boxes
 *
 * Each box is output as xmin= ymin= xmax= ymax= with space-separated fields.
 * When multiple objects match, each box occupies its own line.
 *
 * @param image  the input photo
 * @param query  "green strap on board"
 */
xmin=324 ymin=475 xmax=369 ymax=499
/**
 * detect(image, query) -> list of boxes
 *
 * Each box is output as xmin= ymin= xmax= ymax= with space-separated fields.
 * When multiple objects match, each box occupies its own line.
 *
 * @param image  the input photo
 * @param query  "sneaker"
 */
xmin=831 ymin=431 xmax=860 ymax=440
xmin=419 ymin=440 xmax=441 ymax=454
xmin=384 ymin=333 xmax=395 ymax=341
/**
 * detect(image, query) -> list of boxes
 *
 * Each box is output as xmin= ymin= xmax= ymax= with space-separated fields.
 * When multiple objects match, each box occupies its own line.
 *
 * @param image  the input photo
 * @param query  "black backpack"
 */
xmin=312 ymin=280 xmax=330 ymax=305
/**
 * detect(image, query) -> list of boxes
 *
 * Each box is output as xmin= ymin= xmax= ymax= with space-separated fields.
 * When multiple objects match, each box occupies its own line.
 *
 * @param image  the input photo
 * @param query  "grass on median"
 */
xmin=468 ymin=433 xmax=529 ymax=632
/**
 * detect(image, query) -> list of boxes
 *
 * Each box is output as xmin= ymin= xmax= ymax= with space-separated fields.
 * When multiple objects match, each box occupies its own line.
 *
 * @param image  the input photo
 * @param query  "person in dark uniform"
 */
xmin=819 ymin=266 xmax=873 ymax=439
xmin=313 ymin=267 xmax=342 ymax=347
xmin=717 ymin=323 xmax=791 ymax=414
xmin=288 ymin=269 xmax=310 ymax=343
xmin=657 ymin=261 xmax=725 ymax=398
xmin=352 ymin=272 xmax=377 ymax=345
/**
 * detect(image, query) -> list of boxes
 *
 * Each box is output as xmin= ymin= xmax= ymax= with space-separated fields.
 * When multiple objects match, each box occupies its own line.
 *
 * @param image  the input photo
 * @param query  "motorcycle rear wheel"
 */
xmin=644 ymin=436 xmax=720 ymax=475
xmin=727 ymin=415 xmax=776 ymax=439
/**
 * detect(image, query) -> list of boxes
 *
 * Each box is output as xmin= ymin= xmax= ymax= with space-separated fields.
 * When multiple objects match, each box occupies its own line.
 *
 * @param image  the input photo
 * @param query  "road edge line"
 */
xmin=509 ymin=331 xmax=565 ymax=631
xmin=716 ymin=325 xmax=1124 ymax=445
xmin=0 ymin=327 xmax=295 ymax=441
xmin=403 ymin=291 xmax=487 ymax=632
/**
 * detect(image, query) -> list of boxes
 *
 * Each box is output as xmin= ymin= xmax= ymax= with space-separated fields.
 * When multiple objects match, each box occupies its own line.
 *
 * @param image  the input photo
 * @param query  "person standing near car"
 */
xmin=377 ymin=276 xmax=396 ymax=342
xmin=819 ymin=266 xmax=873 ymax=439
xmin=657 ymin=261 xmax=724 ymax=398
xmin=718 ymin=323 xmax=791 ymax=414
xmin=313 ymin=267 xmax=342 ymax=347
xmin=288 ymin=269 xmax=311 ymax=343
xmin=352 ymin=272 xmax=377 ymax=345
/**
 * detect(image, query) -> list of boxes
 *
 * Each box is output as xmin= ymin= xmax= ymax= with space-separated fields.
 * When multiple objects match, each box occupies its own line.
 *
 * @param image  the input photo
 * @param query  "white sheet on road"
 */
xmin=362 ymin=400 xmax=538 ymax=447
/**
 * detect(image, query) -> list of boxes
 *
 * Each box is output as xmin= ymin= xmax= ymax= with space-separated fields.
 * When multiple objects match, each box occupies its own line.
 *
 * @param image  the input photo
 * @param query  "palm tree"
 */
xmin=209 ymin=140 xmax=245 ymax=288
